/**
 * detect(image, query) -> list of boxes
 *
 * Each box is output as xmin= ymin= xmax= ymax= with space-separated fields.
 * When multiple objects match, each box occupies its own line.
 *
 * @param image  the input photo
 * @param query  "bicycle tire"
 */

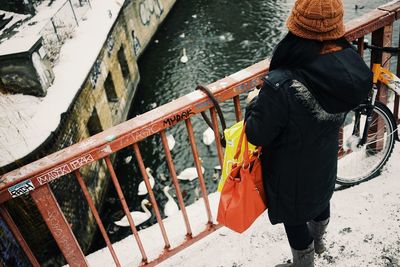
xmin=336 ymin=101 xmax=396 ymax=185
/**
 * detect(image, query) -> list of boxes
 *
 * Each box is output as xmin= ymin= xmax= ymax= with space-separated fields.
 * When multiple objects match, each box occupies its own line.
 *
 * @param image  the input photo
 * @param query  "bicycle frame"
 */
xmin=372 ymin=63 xmax=400 ymax=95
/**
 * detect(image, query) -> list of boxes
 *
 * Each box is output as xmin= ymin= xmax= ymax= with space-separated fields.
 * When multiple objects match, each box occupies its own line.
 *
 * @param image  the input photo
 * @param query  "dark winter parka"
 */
xmin=245 ymin=47 xmax=372 ymax=225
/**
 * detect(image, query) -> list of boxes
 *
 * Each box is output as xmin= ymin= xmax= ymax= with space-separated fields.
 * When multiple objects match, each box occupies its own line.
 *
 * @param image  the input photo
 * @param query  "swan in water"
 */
xmin=138 ymin=167 xmax=155 ymax=196
xmin=180 ymin=48 xmax=188 ymax=63
xmin=166 ymin=134 xmax=176 ymax=150
xmin=160 ymin=173 xmax=167 ymax=182
xmin=213 ymin=165 xmax=222 ymax=181
xmin=177 ymin=166 xmax=205 ymax=181
xmin=202 ymin=127 xmax=215 ymax=145
xmin=114 ymin=199 xmax=151 ymax=227
xmin=163 ymin=185 xmax=179 ymax=217
xmin=123 ymin=155 xmax=132 ymax=164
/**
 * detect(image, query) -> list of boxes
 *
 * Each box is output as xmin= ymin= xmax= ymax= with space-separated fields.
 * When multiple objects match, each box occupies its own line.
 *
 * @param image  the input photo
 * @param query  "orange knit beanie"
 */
xmin=286 ymin=0 xmax=345 ymax=41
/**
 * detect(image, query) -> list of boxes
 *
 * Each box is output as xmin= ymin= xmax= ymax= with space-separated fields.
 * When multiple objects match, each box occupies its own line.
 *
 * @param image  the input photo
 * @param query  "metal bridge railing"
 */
xmin=1 ymin=1 xmax=400 ymax=266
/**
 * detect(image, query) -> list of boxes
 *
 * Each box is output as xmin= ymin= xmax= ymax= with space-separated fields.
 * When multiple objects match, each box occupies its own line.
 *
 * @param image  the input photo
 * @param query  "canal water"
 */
xmin=90 ymin=0 xmax=396 ymax=252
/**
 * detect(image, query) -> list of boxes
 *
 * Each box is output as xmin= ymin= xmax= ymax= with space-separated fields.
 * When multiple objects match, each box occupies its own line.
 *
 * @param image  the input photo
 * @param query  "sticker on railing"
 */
xmin=8 ymin=180 xmax=35 ymax=198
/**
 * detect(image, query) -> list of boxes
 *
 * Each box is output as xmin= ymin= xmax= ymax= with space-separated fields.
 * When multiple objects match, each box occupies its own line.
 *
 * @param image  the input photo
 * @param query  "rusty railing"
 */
xmin=1 ymin=1 xmax=400 ymax=266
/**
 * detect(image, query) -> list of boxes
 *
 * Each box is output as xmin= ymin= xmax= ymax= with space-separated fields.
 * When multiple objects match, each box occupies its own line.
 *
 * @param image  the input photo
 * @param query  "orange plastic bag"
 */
xmin=217 ymin=124 xmax=267 ymax=233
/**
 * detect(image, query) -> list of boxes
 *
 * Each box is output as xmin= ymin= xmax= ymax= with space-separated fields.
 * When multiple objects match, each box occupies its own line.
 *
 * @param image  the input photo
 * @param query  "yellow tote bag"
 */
xmin=217 ymin=120 xmax=257 ymax=192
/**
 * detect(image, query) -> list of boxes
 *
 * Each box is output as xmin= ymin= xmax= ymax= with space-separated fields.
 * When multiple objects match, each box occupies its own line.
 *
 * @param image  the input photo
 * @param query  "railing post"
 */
xmin=395 ymin=29 xmax=400 ymax=122
xmin=371 ymin=25 xmax=393 ymax=104
xmin=0 ymin=206 xmax=40 ymax=267
xmin=30 ymin=184 xmax=88 ymax=267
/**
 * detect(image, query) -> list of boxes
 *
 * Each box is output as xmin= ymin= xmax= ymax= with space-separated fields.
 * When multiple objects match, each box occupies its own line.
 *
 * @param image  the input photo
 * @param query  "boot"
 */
xmin=275 ymin=241 xmax=315 ymax=267
xmin=308 ymin=218 xmax=329 ymax=254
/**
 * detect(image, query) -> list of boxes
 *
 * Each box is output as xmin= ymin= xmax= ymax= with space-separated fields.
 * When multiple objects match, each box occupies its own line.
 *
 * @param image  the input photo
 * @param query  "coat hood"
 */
xmin=295 ymin=47 xmax=373 ymax=114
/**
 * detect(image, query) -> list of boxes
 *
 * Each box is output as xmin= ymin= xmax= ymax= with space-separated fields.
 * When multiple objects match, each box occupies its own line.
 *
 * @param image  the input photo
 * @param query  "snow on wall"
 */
xmin=0 ymin=0 xmax=124 ymax=167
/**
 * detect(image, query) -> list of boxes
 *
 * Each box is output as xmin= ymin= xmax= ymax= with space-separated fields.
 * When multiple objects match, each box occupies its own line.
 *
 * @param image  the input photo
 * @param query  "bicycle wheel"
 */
xmin=337 ymin=101 xmax=396 ymax=185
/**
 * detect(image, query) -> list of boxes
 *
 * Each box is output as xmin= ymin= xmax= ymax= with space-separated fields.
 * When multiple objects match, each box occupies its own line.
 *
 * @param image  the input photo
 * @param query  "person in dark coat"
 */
xmin=245 ymin=0 xmax=372 ymax=266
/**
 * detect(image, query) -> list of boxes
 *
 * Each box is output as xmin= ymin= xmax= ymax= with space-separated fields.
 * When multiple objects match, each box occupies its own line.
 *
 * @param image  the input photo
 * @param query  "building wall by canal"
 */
xmin=0 ymin=0 xmax=176 ymax=265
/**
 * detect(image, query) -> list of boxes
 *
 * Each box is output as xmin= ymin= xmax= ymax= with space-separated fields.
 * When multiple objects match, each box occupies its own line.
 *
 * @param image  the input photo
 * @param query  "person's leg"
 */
xmin=275 ymin=224 xmax=314 ymax=267
xmin=284 ymin=223 xmax=313 ymax=250
xmin=308 ymin=204 xmax=330 ymax=254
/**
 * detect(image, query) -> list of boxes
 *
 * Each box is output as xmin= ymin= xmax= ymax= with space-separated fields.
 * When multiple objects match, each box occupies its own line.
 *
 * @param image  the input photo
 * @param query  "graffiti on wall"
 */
xmin=131 ymin=30 xmax=141 ymax=56
xmin=139 ymin=0 xmax=164 ymax=25
xmin=90 ymin=59 xmax=102 ymax=88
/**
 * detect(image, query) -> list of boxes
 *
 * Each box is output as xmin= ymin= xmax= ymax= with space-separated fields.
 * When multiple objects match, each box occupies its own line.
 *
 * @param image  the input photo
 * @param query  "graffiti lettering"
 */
xmin=139 ymin=0 xmax=164 ymax=25
xmin=131 ymin=124 xmax=161 ymax=143
xmin=37 ymin=164 xmax=71 ymax=185
xmin=69 ymin=154 xmax=94 ymax=169
xmin=35 ymin=154 xmax=94 ymax=186
xmin=8 ymin=180 xmax=35 ymax=198
xmin=163 ymin=109 xmax=195 ymax=126
xmin=46 ymin=210 xmax=80 ymax=265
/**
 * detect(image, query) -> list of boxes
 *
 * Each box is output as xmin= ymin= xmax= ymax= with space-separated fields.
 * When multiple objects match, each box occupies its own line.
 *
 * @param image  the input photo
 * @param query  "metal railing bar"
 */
xmin=395 ymin=29 xmax=400 ymax=121
xmin=159 ymin=130 xmax=193 ymax=238
xmin=357 ymin=37 xmax=365 ymax=57
xmin=132 ymin=143 xmax=171 ymax=250
xmin=345 ymin=9 xmax=395 ymax=41
xmin=210 ymin=108 xmax=224 ymax=169
xmin=0 ymin=205 xmax=41 ymax=267
xmin=185 ymin=118 xmax=214 ymax=225
xmin=74 ymin=170 xmax=121 ymax=267
xmin=233 ymin=96 xmax=242 ymax=122
xmin=30 ymin=184 xmax=88 ymax=266
xmin=104 ymin=156 xmax=148 ymax=264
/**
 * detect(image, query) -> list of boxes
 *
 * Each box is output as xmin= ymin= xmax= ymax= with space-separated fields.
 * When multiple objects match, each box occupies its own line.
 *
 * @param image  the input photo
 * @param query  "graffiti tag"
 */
xmin=163 ymin=109 xmax=195 ymax=126
xmin=8 ymin=180 xmax=35 ymax=198
xmin=139 ymin=0 xmax=164 ymax=25
xmin=36 ymin=154 xmax=94 ymax=186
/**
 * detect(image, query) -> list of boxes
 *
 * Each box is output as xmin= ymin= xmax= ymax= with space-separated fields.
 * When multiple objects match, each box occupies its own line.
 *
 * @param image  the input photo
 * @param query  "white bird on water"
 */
xmin=124 ymin=155 xmax=132 ymax=164
xmin=177 ymin=166 xmax=205 ymax=181
xmin=202 ymin=127 xmax=215 ymax=145
xmin=114 ymin=199 xmax=151 ymax=227
xmin=138 ymin=167 xmax=155 ymax=196
xmin=163 ymin=185 xmax=179 ymax=217
xmin=166 ymin=134 xmax=176 ymax=150
xmin=180 ymin=48 xmax=188 ymax=63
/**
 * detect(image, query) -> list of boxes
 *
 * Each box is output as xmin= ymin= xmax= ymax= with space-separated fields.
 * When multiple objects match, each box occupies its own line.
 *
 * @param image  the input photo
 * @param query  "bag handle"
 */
xmin=234 ymin=122 xmax=250 ymax=166
xmin=196 ymin=84 xmax=227 ymax=147
xmin=234 ymin=123 xmax=262 ymax=165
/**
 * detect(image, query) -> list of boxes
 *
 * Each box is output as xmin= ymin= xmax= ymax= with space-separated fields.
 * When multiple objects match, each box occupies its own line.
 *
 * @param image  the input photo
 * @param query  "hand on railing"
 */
xmin=246 ymin=89 xmax=260 ymax=104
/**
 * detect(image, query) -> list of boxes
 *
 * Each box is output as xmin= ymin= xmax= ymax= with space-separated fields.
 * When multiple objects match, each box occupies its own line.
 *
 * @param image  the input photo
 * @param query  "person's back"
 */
xmin=244 ymin=0 xmax=372 ymax=266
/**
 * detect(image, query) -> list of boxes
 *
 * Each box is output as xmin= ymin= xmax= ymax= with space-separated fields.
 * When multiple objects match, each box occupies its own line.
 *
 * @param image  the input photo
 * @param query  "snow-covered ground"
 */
xmin=87 ymin=144 xmax=400 ymax=267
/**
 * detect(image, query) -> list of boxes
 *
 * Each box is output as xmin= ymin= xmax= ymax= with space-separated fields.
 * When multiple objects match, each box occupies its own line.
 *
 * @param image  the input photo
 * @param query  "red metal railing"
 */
xmin=1 ymin=2 xmax=400 ymax=266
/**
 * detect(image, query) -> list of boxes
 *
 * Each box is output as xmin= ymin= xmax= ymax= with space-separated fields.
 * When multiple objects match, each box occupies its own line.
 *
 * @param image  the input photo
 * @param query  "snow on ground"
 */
xmin=0 ymin=0 xmax=123 ymax=167
xmin=88 ymin=145 xmax=400 ymax=267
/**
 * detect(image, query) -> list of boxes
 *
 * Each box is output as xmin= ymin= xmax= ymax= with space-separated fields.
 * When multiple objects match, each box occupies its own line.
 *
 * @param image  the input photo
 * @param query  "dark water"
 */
xmin=90 ymin=0 xmax=396 ymax=251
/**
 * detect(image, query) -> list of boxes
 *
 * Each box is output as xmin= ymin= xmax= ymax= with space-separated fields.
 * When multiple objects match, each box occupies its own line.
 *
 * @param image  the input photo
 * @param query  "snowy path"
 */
xmin=88 ymin=146 xmax=400 ymax=267
xmin=160 ymin=147 xmax=400 ymax=267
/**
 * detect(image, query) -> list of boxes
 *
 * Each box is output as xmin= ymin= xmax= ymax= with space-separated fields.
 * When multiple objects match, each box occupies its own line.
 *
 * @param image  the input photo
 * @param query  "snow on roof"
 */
xmin=0 ymin=0 xmax=67 ymax=56
xmin=86 ymin=146 xmax=400 ymax=266
xmin=0 ymin=10 xmax=30 ymax=44
xmin=0 ymin=0 xmax=124 ymax=167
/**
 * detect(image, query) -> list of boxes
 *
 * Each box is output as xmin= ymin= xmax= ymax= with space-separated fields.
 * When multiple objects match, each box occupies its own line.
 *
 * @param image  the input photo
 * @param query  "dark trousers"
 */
xmin=283 ymin=204 xmax=330 ymax=250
